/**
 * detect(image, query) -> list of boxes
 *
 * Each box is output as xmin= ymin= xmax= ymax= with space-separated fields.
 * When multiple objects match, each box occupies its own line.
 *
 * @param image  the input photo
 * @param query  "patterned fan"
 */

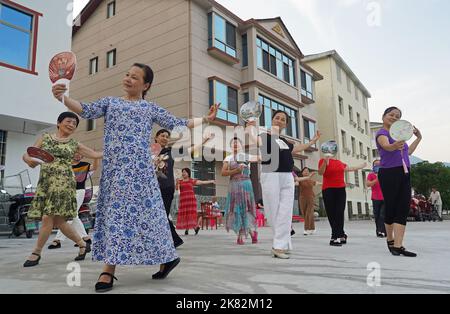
xmin=48 ymin=51 xmax=77 ymax=84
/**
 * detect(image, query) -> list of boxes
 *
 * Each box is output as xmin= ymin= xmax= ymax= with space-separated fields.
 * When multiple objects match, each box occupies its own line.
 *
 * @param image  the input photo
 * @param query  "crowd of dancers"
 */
xmin=21 ymin=63 xmax=422 ymax=292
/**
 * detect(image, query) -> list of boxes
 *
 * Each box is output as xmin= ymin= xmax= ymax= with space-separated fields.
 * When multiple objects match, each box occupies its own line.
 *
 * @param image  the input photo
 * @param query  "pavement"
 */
xmin=0 ymin=220 xmax=449 ymax=294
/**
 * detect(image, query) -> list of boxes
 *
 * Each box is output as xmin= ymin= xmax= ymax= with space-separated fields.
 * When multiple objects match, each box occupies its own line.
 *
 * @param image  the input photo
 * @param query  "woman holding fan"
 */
xmin=52 ymin=63 xmax=219 ymax=292
xmin=376 ymin=107 xmax=422 ymax=257
xmin=22 ymin=112 xmax=103 ymax=267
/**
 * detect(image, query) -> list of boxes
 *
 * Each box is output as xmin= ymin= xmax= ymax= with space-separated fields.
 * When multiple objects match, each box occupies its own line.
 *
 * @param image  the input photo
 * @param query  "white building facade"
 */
xmin=0 ymin=0 xmax=73 ymax=190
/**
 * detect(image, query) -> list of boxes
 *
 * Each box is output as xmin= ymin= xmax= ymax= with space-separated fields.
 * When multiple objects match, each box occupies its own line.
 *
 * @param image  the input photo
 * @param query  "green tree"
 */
xmin=411 ymin=162 xmax=450 ymax=209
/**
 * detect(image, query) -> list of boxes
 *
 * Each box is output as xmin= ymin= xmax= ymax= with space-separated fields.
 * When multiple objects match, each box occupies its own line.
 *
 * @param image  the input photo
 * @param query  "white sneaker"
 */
xmin=309 ymin=230 xmax=316 ymax=235
xmin=303 ymin=231 xmax=309 ymax=236
xmin=271 ymin=248 xmax=290 ymax=259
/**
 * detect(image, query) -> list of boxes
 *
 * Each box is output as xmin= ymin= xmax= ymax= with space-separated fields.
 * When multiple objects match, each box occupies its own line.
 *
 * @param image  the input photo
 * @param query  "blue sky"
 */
xmin=73 ymin=0 xmax=450 ymax=163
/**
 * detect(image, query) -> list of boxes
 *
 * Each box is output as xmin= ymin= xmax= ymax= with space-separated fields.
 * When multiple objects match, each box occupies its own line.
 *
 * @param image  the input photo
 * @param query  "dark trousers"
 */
xmin=378 ymin=167 xmax=411 ymax=226
xmin=372 ymin=200 xmax=386 ymax=234
xmin=161 ymin=186 xmax=182 ymax=245
xmin=322 ymin=188 xmax=347 ymax=239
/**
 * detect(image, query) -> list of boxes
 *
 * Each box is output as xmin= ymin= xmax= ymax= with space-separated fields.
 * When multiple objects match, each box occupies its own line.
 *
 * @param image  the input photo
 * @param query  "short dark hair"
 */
xmin=132 ymin=63 xmax=154 ymax=98
xmin=383 ymin=106 xmax=402 ymax=118
xmin=57 ymin=112 xmax=79 ymax=128
xmin=300 ymin=167 xmax=309 ymax=177
xmin=182 ymin=168 xmax=191 ymax=178
xmin=156 ymin=129 xmax=171 ymax=138
xmin=272 ymin=110 xmax=289 ymax=124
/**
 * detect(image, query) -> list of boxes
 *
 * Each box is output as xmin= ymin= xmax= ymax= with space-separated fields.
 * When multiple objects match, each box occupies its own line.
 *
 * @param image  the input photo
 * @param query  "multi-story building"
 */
xmin=303 ymin=50 xmax=373 ymax=220
xmin=69 ymin=0 xmax=323 ymax=203
xmin=370 ymin=122 xmax=383 ymax=160
xmin=0 ymin=0 xmax=73 ymax=190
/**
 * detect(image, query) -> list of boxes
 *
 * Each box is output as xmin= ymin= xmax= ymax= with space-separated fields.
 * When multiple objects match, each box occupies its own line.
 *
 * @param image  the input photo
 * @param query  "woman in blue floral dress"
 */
xmin=52 ymin=63 xmax=219 ymax=292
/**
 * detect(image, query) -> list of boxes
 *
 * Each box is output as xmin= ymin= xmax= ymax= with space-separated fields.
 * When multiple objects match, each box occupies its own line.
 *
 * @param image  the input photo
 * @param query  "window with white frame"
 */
xmin=208 ymin=12 xmax=236 ymax=58
xmin=341 ymin=130 xmax=347 ymax=151
xmin=0 ymin=2 xmax=41 ymax=73
xmin=107 ymin=1 xmax=116 ymax=19
xmin=303 ymin=118 xmax=317 ymax=148
xmin=256 ymin=37 xmax=295 ymax=86
xmin=347 ymin=75 xmax=352 ymax=94
xmin=349 ymin=105 xmax=354 ymax=122
xmin=351 ymin=136 xmax=356 ymax=156
xmin=258 ymin=94 xmax=298 ymax=138
xmin=107 ymin=49 xmax=116 ymax=68
xmin=192 ymin=157 xmax=216 ymax=196
xmin=209 ymin=80 xmax=238 ymax=124
xmin=355 ymin=171 xmax=360 ymax=187
xmin=89 ymin=57 xmax=98 ymax=75
xmin=301 ymin=70 xmax=314 ymax=100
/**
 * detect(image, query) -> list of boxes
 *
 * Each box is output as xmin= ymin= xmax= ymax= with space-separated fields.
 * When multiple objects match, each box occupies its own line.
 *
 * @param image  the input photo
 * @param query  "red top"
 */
xmin=319 ymin=159 xmax=347 ymax=190
xmin=367 ymin=172 xmax=384 ymax=201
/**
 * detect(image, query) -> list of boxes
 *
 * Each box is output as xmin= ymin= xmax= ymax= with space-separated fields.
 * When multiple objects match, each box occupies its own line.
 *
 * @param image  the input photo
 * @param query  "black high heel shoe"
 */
xmin=74 ymin=246 xmax=88 ymax=261
xmin=23 ymin=253 xmax=41 ymax=268
xmin=391 ymin=246 xmax=417 ymax=257
xmin=194 ymin=227 xmax=200 ymax=235
xmin=95 ymin=272 xmax=118 ymax=293
xmin=387 ymin=240 xmax=395 ymax=253
xmin=48 ymin=240 xmax=61 ymax=249
xmin=152 ymin=258 xmax=181 ymax=280
xmin=340 ymin=234 xmax=348 ymax=244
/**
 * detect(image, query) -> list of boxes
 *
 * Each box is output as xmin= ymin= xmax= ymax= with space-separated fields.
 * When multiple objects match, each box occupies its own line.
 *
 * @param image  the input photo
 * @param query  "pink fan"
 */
xmin=49 ymin=51 xmax=77 ymax=105
xmin=151 ymin=143 xmax=162 ymax=157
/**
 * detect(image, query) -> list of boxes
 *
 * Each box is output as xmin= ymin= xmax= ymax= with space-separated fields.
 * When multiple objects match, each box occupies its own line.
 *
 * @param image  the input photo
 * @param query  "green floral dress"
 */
xmin=28 ymin=134 xmax=78 ymax=220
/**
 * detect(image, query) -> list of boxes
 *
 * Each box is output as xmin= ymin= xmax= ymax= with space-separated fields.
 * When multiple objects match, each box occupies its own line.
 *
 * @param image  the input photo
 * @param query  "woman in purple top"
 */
xmin=376 ymin=107 xmax=422 ymax=257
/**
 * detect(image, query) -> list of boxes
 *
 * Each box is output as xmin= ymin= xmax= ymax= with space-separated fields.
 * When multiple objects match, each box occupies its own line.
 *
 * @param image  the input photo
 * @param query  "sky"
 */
xmin=73 ymin=0 xmax=450 ymax=163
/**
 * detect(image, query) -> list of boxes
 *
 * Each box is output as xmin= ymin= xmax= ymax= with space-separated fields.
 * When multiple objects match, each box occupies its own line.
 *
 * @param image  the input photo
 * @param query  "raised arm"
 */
xmin=187 ymin=133 xmax=215 ymax=155
xmin=377 ymin=135 xmax=405 ymax=152
xmin=77 ymin=143 xmax=103 ymax=160
xmin=408 ymin=127 xmax=422 ymax=155
xmin=195 ymin=180 xmax=216 ymax=186
xmin=345 ymin=162 xmax=367 ymax=172
xmin=52 ymin=84 xmax=83 ymax=114
xmin=22 ymin=136 xmax=44 ymax=168
xmin=186 ymin=104 xmax=220 ymax=129
xmin=293 ymin=131 xmax=321 ymax=154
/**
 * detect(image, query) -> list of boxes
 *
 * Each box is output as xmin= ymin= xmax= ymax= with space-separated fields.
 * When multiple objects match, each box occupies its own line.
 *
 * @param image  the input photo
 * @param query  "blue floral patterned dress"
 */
xmin=80 ymin=97 xmax=188 ymax=265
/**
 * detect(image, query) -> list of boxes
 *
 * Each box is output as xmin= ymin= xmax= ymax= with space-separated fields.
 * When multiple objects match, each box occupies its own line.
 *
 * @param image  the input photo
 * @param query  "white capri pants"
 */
xmin=54 ymin=189 xmax=88 ymax=241
xmin=260 ymin=172 xmax=295 ymax=251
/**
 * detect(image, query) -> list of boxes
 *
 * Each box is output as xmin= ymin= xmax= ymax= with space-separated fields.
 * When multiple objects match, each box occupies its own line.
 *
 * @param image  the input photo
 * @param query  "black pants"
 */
xmin=378 ymin=167 xmax=411 ymax=226
xmin=323 ymin=188 xmax=346 ymax=239
xmin=372 ymin=200 xmax=386 ymax=234
xmin=161 ymin=186 xmax=182 ymax=245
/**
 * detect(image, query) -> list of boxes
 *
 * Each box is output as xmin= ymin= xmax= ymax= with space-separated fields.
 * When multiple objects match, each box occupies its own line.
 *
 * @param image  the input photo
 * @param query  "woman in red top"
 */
xmin=366 ymin=159 xmax=386 ymax=238
xmin=318 ymin=156 xmax=366 ymax=246
xmin=176 ymin=168 xmax=214 ymax=235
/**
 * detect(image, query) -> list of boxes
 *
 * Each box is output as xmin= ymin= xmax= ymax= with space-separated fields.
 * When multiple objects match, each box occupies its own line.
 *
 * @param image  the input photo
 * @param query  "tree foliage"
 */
xmin=411 ymin=162 xmax=450 ymax=208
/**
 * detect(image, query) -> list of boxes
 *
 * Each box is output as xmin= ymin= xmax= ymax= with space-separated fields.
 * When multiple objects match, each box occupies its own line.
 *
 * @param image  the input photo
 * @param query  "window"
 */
xmin=338 ymin=96 xmax=344 ymax=115
xmin=365 ymin=202 xmax=370 ymax=215
xmin=301 ymin=70 xmax=314 ymax=100
xmin=107 ymin=49 xmax=116 ymax=68
xmin=89 ymin=57 xmax=98 ymax=75
xmin=351 ymin=137 xmax=356 ymax=156
xmin=256 ymin=37 xmax=295 ymax=86
xmin=0 ymin=2 xmax=41 ymax=74
xmin=364 ymin=120 xmax=369 ymax=135
xmin=355 ymin=88 xmax=359 ymax=101
xmin=107 ymin=1 xmax=116 ymax=18
xmin=347 ymin=75 xmax=352 ymax=94
xmin=347 ymin=201 xmax=353 ymax=217
xmin=367 ymin=147 xmax=371 ymax=163
xmin=357 ymin=113 xmax=361 ymax=128
xmin=242 ymin=33 xmax=248 ymax=67
xmin=341 ymin=130 xmax=347 ymax=151
xmin=87 ymin=120 xmax=96 ymax=131
xmin=192 ymin=158 xmax=215 ymax=196
xmin=363 ymin=97 xmax=368 ymax=109
xmin=208 ymin=12 xmax=236 ymax=58
xmin=359 ymin=142 xmax=364 ymax=156
xmin=357 ymin=202 xmax=362 ymax=215
xmin=355 ymin=171 xmax=360 ymax=187
xmin=209 ymin=80 xmax=238 ymax=124
xmin=349 ymin=106 xmax=354 ymax=122
xmin=0 ymin=130 xmax=6 ymax=180
xmin=243 ymin=92 xmax=249 ymax=104
xmin=258 ymin=94 xmax=298 ymax=138
xmin=336 ymin=63 xmax=342 ymax=83
xmin=303 ymin=118 xmax=316 ymax=148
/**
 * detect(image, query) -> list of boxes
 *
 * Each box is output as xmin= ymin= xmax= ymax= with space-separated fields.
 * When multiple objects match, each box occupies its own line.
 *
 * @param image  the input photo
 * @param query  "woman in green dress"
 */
xmin=22 ymin=112 xmax=103 ymax=267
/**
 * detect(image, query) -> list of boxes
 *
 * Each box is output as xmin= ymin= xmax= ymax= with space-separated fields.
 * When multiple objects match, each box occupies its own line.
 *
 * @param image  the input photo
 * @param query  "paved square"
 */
xmin=0 ymin=220 xmax=449 ymax=294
